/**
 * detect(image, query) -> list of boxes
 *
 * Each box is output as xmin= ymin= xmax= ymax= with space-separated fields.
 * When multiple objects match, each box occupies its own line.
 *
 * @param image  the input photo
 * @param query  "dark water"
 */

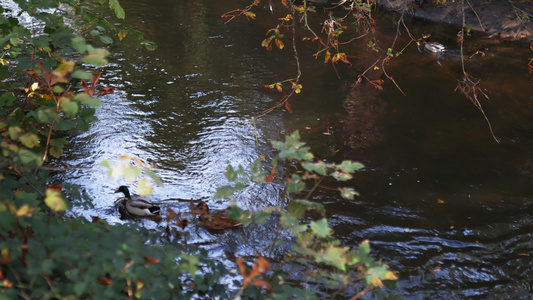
xmin=56 ymin=0 xmax=533 ymax=298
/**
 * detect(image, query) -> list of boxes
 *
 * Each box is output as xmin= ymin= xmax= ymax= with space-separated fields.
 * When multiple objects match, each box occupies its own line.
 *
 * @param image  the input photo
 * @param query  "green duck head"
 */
xmin=115 ymin=186 xmax=132 ymax=199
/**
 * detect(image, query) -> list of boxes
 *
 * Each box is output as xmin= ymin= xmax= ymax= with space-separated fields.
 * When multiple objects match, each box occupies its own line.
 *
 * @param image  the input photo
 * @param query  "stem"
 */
xmin=36 ymin=97 xmax=60 ymax=173
xmin=460 ymin=0 xmax=467 ymax=77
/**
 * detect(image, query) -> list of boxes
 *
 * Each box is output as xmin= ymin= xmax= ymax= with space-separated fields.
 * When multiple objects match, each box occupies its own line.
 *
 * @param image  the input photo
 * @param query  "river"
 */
xmin=54 ymin=1 xmax=533 ymax=298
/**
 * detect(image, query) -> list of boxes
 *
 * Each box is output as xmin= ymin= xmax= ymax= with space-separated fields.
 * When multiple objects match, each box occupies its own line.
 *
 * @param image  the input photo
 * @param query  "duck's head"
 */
xmin=193 ymin=201 xmax=209 ymax=216
xmin=115 ymin=186 xmax=131 ymax=198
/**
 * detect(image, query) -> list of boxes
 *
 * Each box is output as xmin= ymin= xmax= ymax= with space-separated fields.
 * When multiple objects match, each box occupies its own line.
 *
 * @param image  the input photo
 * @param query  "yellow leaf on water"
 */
xmin=437 ymin=199 xmax=444 ymax=204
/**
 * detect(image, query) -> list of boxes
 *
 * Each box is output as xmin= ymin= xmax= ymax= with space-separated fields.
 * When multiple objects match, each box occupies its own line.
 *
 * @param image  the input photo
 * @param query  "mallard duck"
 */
xmin=115 ymin=186 xmax=160 ymax=217
xmin=192 ymin=201 xmax=241 ymax=230
xmin=421 ymin=41 xmax=447 ymax=53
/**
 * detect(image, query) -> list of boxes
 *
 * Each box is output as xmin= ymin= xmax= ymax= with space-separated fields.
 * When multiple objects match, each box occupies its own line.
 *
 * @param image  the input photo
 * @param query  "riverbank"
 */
xmin=377 ymin=0 xmax=533 ymax=40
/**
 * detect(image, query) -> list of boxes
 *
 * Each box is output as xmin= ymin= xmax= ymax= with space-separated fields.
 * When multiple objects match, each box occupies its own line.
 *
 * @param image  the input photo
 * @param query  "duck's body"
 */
xmin=193 ymin=201 xmax=240 ymax=230
xmin=115 ymin=186 xmax=160 ymax=217
xmin=421 ymin=41 xmax=446 ymax=53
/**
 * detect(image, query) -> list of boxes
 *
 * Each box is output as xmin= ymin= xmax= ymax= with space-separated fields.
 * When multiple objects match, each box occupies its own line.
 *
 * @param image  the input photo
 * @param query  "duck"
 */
xmin=420 ymin=41 xmax=447 ymax=53
xmin=114 ymin=186 xmax=161 ymax=217
xmin=192 ymin=201 xmax=241 ymax=230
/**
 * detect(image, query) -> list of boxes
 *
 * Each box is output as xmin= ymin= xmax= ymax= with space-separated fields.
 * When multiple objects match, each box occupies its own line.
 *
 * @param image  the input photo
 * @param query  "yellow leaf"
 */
xmin=0 ymin=248 xmax=11 ymax=264
xmin=437 ymin=199 xmax=444 ymax=204
xmin=371 ymin=276 xmax=383 ymax=287
xmin=274 ymin=38 xmax=284 ymax=50
xmin=137 ymin=179 xmax=153 ymax=196
xmin=45 ymin=188 xmax=68 ymax=211
xmin=373 ymin=66 xmax=380 ymax=70
xmin=118 ymin=30 xmax=128 ymax=41
xmin=384 ymin=271 xmax=398 ymax=280
xmin=16 ymin=204 xmax=33 ymax=218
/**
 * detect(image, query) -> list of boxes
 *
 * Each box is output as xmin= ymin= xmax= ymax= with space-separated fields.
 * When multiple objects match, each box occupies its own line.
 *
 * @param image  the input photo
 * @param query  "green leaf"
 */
xmin=54 ymin=119 xmax=74 ymax=130
xmin=252 ymin=211 xmax=271 ymax=225
xmin=338 ymin=160 xmax=364 ymax=173
xmin=123 ymin=167 xmax=141 ymax=182
xmin=286 ymin=174 xmax=305 ymax=193
xmin=71 ymin=36 xmax=88 ymax=53
xmin=49 ymin=146 xmax=63 ymax=158
xmin=144 ymin=170 xmax=163 ymax=186
xmin=100 ymin=160 xmax=111 ymax=168
xmin=18 ymin=149 xmax=38 ymax=164
xmin=338 ymin=187 xmax=359 ymax=200
xmin=74 ymin=282 xmax=87 ymax=295
xmin=141 ymin=41 xmax=157 ymax=51
xmin=214 ymin=183 xmax=246 ymax=199
xmin=0 ymin=92 xmax=15 ymax=106
xmin=36 ymin=108 xmax=56 ymax=123
xmin=72 ymin=70 xmax=93 ymax=80
xmin=321 ymin=246 xmax=349 ymax=271
xmin=109 ymin=0 xmax=126 ymax=19
xmin=310 ymin=218 xmax=332 ymax=238
xmin=50 ymin=138 xmax=68 ymax=148
xmin=225 ymin=206 xmax=243 ymax=222
xmin=62 ymin=100 xmax=79 ymax=117
xmin=99 ymin=35 xmax=113 ymax=44
xmin=288 ymin=199 xmax=324 ymax=218
xmin=302 ymin=161 xmax=329 ymax=175
xmin=8 ymin=126 xmax=22 ymax=140
xmin=330 ymin=170 xmax=353 ymax=182
xmin=82 ymin=47 xmax=109 ymax=66
xmin=19 ymin=133 xmax=40 ymax=148
xmin=74 ymin=93 xmax=101 ymax=107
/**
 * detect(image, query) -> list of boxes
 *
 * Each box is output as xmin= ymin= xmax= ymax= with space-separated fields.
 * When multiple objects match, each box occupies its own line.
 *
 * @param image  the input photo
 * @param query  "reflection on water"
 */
xmin=54 ymin=0 xmax=533 ymax=297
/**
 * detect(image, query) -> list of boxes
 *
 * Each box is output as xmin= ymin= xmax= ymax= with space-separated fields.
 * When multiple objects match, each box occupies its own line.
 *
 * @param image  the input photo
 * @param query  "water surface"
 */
xmin=55 ymin=1 xmax=533 ymax=298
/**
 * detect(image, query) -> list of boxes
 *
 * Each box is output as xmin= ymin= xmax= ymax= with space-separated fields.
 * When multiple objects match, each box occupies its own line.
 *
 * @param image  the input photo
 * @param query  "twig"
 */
xmin=7 ymin=264 xmax=31 ymax=300
xmin=507 ymin=0 xmax=533 ymax=36
xmin=257 ymin=8 xmax=301 ymax=119
xmin=466 ymin=0 xmax=485 ymax=32
xmin=351 ymin=58 xmax=380 ymax=90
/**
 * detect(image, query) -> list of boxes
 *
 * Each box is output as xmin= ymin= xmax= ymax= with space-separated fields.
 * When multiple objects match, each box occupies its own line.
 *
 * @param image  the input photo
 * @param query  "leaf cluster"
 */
xmin=1 ymin=1 xmax=400 ymax=298
xmin=213 ymin=131 xmax=400 ymax=298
